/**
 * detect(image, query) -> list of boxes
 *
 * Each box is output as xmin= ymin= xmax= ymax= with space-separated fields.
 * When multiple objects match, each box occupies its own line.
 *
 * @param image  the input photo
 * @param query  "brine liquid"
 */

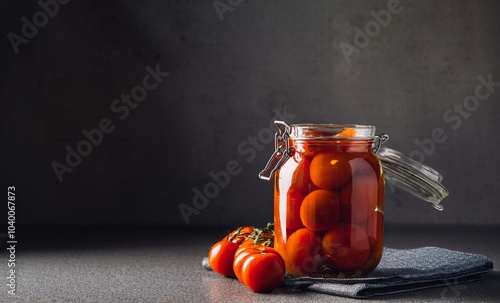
xmin=273 ymin=140 xmax=384 ymax=278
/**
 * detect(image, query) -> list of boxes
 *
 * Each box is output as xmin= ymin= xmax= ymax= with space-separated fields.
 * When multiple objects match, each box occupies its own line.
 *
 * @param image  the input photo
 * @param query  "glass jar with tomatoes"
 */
xmin=259 ymin=121 xmax=447 ymax=278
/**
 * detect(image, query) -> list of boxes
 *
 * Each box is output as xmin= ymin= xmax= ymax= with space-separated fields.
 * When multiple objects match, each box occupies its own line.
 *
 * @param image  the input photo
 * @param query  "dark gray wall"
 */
xmin=1 ymin=0 xmax=499 ymax=227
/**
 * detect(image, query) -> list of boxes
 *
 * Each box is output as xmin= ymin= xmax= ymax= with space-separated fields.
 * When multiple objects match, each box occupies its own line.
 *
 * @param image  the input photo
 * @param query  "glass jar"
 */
xmin=259 ymin=121 xmax=448 ymax=278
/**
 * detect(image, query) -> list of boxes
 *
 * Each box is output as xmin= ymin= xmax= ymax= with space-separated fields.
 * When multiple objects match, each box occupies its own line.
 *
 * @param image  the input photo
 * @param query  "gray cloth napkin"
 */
xmin=202 ymin=247 xmax=493 ymax=298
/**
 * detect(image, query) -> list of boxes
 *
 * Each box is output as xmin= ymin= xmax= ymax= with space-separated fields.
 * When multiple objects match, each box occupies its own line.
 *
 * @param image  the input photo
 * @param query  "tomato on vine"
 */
xmin=208 ymin=240 xmax=240 ymax=276
xmin=239 ymin=224 xmax=274 ymax=247
xmin=233 ymin=245 xmax=286 ymax=293
xmin=208 ymin=223 xmax=275 ymax=279
xmin=222 ymin=226 xmax=255 ymax=245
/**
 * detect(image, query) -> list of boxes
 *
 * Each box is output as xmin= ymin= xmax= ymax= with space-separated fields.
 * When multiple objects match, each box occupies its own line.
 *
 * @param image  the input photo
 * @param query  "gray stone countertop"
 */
xmin=2 ymin=225 xmax=499 ymax=303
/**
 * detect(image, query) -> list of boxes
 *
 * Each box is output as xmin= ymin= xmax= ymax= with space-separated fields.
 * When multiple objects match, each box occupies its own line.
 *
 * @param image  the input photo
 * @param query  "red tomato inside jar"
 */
xmin=260 ymin=122 xmax=387 ymax=277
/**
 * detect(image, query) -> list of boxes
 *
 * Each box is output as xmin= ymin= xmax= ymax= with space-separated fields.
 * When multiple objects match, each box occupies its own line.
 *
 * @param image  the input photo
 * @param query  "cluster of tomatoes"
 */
xmin=207 ymin=224 xmax=286 ymax=293
xmin=275 ymin=141 xmax=383 ymax=277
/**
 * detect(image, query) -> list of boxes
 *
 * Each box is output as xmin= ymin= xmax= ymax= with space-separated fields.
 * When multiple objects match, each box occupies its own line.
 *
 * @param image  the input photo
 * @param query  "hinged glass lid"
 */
xmin=377 ymin=146 xmax=449 ymax=210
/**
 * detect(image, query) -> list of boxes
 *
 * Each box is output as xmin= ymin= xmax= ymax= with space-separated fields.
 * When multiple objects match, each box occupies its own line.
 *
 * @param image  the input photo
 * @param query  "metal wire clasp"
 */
xmin=373 ymin=133 xmax=389 ymax=154
xmin=258 ymin=121 xmax=293 ymax=181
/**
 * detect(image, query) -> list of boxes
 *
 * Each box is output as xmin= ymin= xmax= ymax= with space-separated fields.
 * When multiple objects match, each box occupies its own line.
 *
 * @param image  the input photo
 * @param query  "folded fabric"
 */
xmin=202 ymin=247 xmax=493 ymax=298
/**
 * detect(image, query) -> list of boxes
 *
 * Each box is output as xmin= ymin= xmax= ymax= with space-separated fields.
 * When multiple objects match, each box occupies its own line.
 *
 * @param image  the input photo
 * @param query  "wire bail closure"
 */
xmin=373 ymin=133 xmax=390 ymax=154
xmin=258 ymin=121 xmax=292 ymax=181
